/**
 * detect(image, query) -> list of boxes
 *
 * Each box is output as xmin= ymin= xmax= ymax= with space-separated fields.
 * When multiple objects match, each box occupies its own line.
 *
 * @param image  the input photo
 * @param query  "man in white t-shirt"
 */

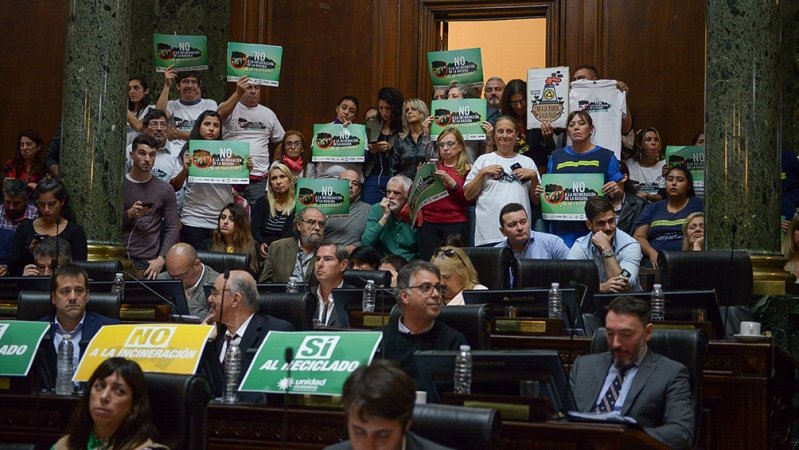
xmin=155 ymin=68 xmax=219 ymax=147
xmin=218 ymin=75 xmax=285 ymax=203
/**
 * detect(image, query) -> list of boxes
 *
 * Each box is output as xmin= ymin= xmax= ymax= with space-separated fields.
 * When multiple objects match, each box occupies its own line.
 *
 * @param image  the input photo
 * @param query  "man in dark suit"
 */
xmin=325 ymin=360 xmax=453 ymax=450
xmin=570 ymin=296 xmax=694 ymax=448
xmin=39 ymin=264 xmax=119 ymax=389
xmin=208 ymin=270 xmax=294 ymax=401
xmin=312 ymin=241 xmax=355 ymax=327
xmin=258 ymin=207 xmax=325 ymax=284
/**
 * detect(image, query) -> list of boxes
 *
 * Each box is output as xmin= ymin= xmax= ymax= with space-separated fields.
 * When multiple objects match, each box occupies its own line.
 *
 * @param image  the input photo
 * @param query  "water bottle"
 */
xmin=651 ymin=283 xmax=665 ymax=321
xmin=548 ymin=282 xmax=562 ymax=320
xmin=453 ymin=345 xmax=472 ymax=394
xmin=362 ymin=280 xmax=376 ymax=313
xmin=112 ymin=272 xmax=125 ymax=303
xmin=223 ymin=341 xmax=242 ymax=403
xmin=55 ymin=335 xmax=74 ymax=395
xmin=286 ymin=277 xmax=299 ymax=293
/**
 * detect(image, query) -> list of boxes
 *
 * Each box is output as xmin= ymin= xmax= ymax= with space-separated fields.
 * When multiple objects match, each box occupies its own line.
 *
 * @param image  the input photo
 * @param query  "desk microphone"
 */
xmin=281 ymin=347 xmax=294 ymax=450
xmin=568 ymin=280 xmax=588 ymax=337
xmin=51 ymin=219 xmax=61 ymax=273
xmin=122 ymin=271 xmax=183 ymax=321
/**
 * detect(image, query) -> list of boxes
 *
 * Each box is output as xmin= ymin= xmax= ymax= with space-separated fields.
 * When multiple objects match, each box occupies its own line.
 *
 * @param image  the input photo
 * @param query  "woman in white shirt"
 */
xmin=625 ymin=127 xmax=666 ymax=202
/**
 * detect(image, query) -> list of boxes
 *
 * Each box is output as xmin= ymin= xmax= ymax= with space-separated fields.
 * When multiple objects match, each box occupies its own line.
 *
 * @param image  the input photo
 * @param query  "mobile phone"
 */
xmin=141 ymin=202 xmax=154 ymax=208
xmin=33 ymin=233 xmax=48 ymax=241
xmin=620 ymin=268 xmax=632 ymax=279
xmin=510 ymin=162 xmax=523 ymax=171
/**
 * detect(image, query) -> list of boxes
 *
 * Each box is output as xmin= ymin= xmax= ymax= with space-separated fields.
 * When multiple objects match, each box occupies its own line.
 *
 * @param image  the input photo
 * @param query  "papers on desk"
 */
xmin=567 ymin=411 xmax=640 ymax=426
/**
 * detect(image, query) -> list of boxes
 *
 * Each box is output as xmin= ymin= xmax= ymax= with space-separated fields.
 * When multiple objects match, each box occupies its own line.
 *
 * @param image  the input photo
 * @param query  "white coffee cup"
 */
xmin=739 ymin=321 xmax=761 ymax=336
xmin=415 ymin=391 xmax=427 ymax=404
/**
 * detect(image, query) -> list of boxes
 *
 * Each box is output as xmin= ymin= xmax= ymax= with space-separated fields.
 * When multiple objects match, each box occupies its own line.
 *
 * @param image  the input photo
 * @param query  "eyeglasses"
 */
xmin=210 ymin=288 xmax=237 ymax=298
xmin=169 ymin=262 xmax=197 ymax=280
xmin=299 ymin=218 xmax=327 ymax=228
xmin=438 ymin=140 xmax=459 ymax=149
xmin=148 ymin=122 xmax=168 ymax=130
xmin=433 ymin=248 xmax=468 ymax=268
xmin=407 ymin=283 xmax=447 ymax=295
xmin=284 ymin=141 xmax=303 ymax=148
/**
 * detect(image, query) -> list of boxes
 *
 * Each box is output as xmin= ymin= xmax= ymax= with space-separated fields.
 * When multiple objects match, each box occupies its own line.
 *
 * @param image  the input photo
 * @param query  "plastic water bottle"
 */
xmin=223 ymin=342 xmax=242 ymax=403
xmin=112 ymin=272 xmax=125 ymax=303
xmin=651 ymin=283 xmax=665 ymax=321
xmin=362 ymin=280 xmax=376 ymax=312
xmin=286 ymin=277 xmax=299 ymax=293
xmin=548 ymin=282 xmax=562 ymax=320
xmin=453 ymin=345 xmax=472 ymax=394
xmin=55 ymin=335 xmax=74 ymax=395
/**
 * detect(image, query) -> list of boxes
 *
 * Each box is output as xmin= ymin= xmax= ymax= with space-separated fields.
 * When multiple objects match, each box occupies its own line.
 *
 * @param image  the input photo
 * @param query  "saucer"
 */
xmin=733 ymin=334 xmax=770 ymax=343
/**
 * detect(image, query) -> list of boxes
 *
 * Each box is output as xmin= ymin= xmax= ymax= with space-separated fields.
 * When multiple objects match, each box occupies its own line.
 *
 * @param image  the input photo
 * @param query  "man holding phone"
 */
xmin=123 ymin=134 xmax=180 ymax=279
xmin=567 ymin=196 xmax=642 ymax=292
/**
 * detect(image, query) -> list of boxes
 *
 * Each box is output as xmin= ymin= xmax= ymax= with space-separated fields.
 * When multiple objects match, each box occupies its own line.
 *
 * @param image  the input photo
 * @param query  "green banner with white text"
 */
xmin=0 ymin=320 xmax=50 ymax=376
xmin=430 ymin=99 xmax=487 ymax=140
xmin=311 ymin=124 xmax=367 ymax=162
xmin=187 ymin=140 xmax=250 ymax=184
xmin=427 ymin=48 xmax=484 ymax=87
xmin=240 ymin=331 xmax=382 ymax=396
xmin=296 ymin=178 xmax=350 ymax=216
xmin=408 ymin=162 xmax=449 ymax=226
xmin=540 ymin=173 xmax=604 ymax=220
xmin=153 ymin=34 xmax=208 ymax=72
xmin=226 ymin=42 xmax=283 ymax=87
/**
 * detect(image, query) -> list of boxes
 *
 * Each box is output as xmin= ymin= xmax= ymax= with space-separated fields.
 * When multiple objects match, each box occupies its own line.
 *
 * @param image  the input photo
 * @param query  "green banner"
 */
xmin=187 ymin=140 xmax=250 ymax=184
xmin=427 ymin=48 xmax=484 ymax=87
xmin=239 ymin=331 xmax=382 ymax=396
xmin=153 ymin=34 xmax=208 ymax=72
xmin=311 ymin=124 xmax=367 ymax=162
xmin=665 ymin=145 xmax=705 ymax=195
xmin=296 ymin=178 xmax=350 ymax=216
xmin=0 ymin=320 xmax=49 ymax=376
xmin=430 ymin=99 xmax=487 ymax=140
xmin=226 ymin=42 xmax=283 ymax=87
xmin=408 ymin=162 xmax=449 ymax=226
xmin=541 ymin=173 xmax=605 ymax=220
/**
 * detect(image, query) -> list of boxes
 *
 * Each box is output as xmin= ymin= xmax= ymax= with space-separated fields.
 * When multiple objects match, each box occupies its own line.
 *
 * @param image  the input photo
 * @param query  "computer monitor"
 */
xmin=462 ymin=288 xmax=584 ymax=331
xmin=90 ymin=280 xmax=190 ymax=316
xmin=332 ymin=287 xmax=397 ymax=328
xmin=414 ymin=350 xmax=577 ymax=414
xmin=593 ymin=290 xmax=724 ymax=339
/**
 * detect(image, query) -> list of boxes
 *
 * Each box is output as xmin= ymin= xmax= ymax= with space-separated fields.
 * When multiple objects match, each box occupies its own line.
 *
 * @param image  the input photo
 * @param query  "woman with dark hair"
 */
xmin=126 ymin=77 xmax=152 ymax=145
xmin=538 ymin=110 xmax=624 ymax=246
xmin=611 ymin=161 xmax=648 ymax=235
xmin=7 ymin=177 xmax=87 ymax=275
xmin=625 ymin=127 xmax=665 ymax=202
xmin=349 ymin=245 xmax=382 ymax=270
xmin=274 ymin=130 xmax=311 ymax=179
xmin=4 ymin=129 xmax=47 ymax=192
xmin=634 ymin=166 xmax=704 ymax=268
xmin=52 ymin=357 xmax=167 ymax=450
xmin=208 ymin=203 xmax=260 ymax=276
xmin=499 ymin=79 xmax=557 ymax=173
xmin=179 ymin=110 xmax=236 ymax=249
xmin=363 ymin=87 xmax=404 ymax=204
xmin=251 ymin=162 xmax=297 ymax=258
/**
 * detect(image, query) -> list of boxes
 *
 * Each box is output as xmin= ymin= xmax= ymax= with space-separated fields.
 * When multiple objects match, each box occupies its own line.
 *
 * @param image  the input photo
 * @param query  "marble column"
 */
xmin=60 ymin=0 xmax=131 ymax=249
xmin=705 ymin=0 xmax=781 ymax=254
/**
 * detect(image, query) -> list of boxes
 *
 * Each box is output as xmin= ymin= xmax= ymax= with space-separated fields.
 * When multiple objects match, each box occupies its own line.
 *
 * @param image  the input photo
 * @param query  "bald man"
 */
xmin=158 ymin=242 xmax=219 ymax=319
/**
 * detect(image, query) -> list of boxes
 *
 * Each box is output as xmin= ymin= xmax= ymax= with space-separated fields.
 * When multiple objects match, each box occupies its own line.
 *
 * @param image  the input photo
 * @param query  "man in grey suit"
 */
xmin=325 ymin=360 xmax=453 ymax=450
xmin=160 ymin=243 xmax=219 ymax=319
xmin=259 ymin=207 xmax=325 ymax=284
xmin=570 ymin=296 xmax=694 ymax=448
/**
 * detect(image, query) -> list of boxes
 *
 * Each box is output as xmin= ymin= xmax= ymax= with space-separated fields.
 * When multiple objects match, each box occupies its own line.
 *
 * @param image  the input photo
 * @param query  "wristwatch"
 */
xmin=602 ymin=249 xmax=615 ymax=258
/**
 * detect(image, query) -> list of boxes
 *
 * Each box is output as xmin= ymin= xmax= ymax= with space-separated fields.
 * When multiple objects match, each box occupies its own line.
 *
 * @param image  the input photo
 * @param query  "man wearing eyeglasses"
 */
xmin=155 ymin=68 xmax=218 ymax=146
xmin=159 ymin=243 xmax=219 ymax=319
xmin=218 ymin=75 xmax=285 ymax=203
xmin=381 ymin=261 xmax=467 ymax=383
xmin=259 ymin=207 xmax=326 ymax=285
xmin=324 ymin=170 xmax=371 ymax=251
xmin=125 ymin=110 xmax=184 ymax=186
xmin=22 ymin=237 xmax=71 ymax=276
xmin=361 ymin=175 xmax=418 ymax=261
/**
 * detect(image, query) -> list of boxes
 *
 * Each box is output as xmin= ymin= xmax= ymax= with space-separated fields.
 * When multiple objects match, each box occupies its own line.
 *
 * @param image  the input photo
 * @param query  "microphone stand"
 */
xmin=281 ymin=347 xmax=293 ymax=450
xmin=122 ymin=270 xmax=183 ymax=321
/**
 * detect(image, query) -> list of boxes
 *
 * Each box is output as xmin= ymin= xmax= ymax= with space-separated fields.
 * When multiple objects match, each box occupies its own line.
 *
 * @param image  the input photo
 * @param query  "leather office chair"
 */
xmin=196 ymin=250 xmax=250 ymax=274
xmin=343 ymin=269 xmax=393 ymax=288
xmin=144 ymin=373 xmax=212 ymax=450
xmin=660 ymin=250 xmax=755 ymax=337
xmin=462 ymin=246 xmax=513 ymax=290
xmin=389 ymin=304 xmax=494 ymax=350
xmin=258 ymin=292 xmax=316 ymax=331
xmin=514 ymin=258 xmax=600 ymax=312
xmin=73 ymin=259 xmax=123 ymax=282
xmin=411 ymin=403 xmax=501 ymax=450
xmin=16 ymin=291 xmax=121 ymax=320
xmin=590 ymin=327 xmax=707 ymax=448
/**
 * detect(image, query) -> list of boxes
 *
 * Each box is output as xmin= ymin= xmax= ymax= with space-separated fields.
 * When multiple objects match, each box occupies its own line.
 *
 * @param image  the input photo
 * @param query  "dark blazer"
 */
xmin=214 ymin=313 xmax=295 ymax=381
xmin=570 ymin=349 xmax=694 ymax=449
xmin=324 ymin=432 xmax=454 ymax=450
xmin=314 ymin=282 xmax=355 ymax=327
xmin=618 ymin=193 xmax=647 ymax=235
xmin=251 ymin=196 xmax=296 ymax=247
xmin=258 ymin=236 xmax=317 ymax=285
xmin=38 ymin=312 xmax=119 ymax=389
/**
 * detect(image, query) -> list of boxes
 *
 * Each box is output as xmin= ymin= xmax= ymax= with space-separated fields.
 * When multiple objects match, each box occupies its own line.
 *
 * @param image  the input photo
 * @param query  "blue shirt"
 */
xmin=567 ymin=229 xmax=642 ymax=291
xmin=634 ymin=196 xmax=704 ymax=253
xmin=495 ymin=231 xmax=570 ymax=260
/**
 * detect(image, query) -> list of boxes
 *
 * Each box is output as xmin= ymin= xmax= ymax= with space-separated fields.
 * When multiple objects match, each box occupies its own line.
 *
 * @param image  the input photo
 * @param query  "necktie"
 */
xmin=595 ymin=365 xmax=633 ymax=413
